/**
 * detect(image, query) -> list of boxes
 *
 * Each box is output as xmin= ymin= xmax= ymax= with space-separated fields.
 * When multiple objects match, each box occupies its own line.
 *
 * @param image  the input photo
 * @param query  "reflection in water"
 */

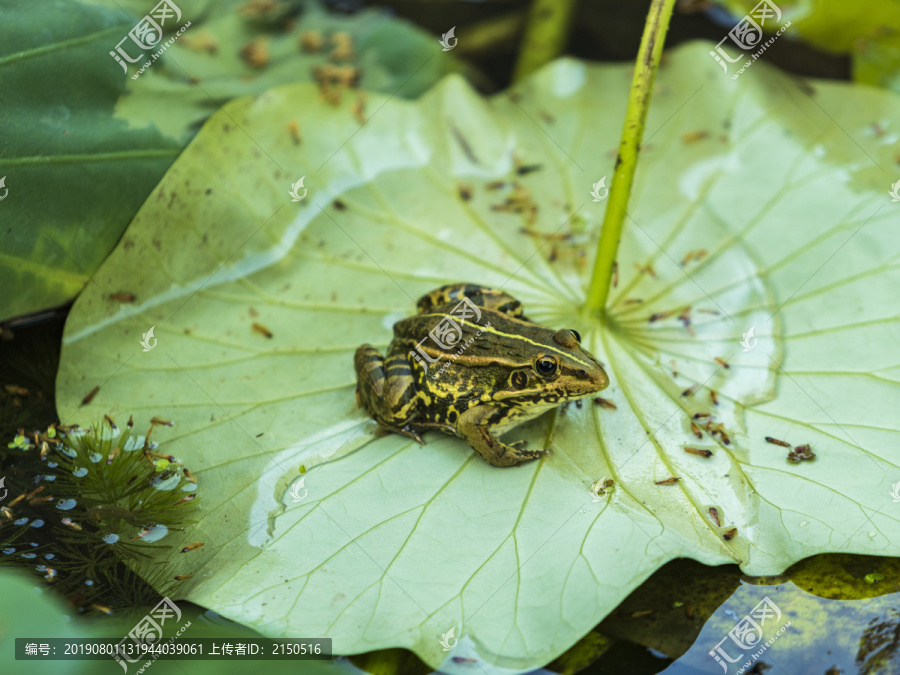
xmin=857 ymin=606 xmax=900 ymax=673
xmin=662 ymin=581 xmax=900 ymax=674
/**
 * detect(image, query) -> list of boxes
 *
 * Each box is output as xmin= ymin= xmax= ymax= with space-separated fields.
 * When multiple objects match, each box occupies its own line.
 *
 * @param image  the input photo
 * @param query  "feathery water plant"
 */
xmin=0 ymin=416 xmax=198 ymax=617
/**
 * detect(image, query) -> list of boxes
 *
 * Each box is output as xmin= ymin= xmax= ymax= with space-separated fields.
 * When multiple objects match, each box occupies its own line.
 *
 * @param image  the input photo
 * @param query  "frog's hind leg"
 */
xmin=354 ymin=344 xmax=422 ymax=442
xmin=415 ymin=283 xmax=531 ymax=321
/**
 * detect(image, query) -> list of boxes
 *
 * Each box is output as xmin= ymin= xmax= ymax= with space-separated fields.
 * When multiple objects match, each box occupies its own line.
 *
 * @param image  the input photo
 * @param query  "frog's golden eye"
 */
xmin=534 ymin=356 xmax=559 ymax=378
xmin=510 ymin=371 xmax=529 ymax=390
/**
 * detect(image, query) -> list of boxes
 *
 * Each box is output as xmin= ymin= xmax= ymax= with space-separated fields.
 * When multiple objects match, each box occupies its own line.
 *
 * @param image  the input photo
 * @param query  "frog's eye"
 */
xmin=510 ymin=371 xmax=529 ymax=390
xmin=570 ymin=330 xmax=582 ymax=343
xmin=534 ymin=356 xmax=559 ymax=378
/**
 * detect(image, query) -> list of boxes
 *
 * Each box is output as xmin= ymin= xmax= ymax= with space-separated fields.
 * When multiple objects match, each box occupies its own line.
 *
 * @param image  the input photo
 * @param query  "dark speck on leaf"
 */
xmin=81 ymin=385 xmax=100 ymax=406
xmin=516 ymin=164 xmax=543 ymax=176
xmin=333 ymin=199 xmax=346 ymax=210
xmin=205 ymin=188 xmax=212 ymax=195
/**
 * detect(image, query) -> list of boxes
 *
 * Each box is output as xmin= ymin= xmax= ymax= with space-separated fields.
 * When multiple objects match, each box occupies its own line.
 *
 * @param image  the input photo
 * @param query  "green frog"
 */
xmin=354 ymin=283 xmax=609 ymax=467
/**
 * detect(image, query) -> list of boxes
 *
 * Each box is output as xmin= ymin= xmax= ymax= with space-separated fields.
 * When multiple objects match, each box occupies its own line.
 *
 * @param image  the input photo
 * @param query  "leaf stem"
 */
xmin=512 ymin=0 xmax=577 ymax=82
xmin=583 ymin=0 xmax=677 ymax=319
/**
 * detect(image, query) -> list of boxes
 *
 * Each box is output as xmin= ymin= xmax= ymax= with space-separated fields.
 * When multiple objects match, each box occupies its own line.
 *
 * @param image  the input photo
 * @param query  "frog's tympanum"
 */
xmin=354 ymin=284 xmax=610 ymax=467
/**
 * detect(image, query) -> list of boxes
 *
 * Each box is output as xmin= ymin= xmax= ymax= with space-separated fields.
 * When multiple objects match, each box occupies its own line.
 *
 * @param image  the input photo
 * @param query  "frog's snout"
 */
xmin=576 ymin=354 xmax=609 ymax=393
xmin=591 ymin=366 xmax=610 ymax=392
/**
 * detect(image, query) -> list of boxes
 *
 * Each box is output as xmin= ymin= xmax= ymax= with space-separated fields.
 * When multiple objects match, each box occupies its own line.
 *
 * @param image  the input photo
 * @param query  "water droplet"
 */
xmin=181 ymin=483 xmax=197 ymax=493
xmin=44 ymin=553 xmax=55 ymax=560
xmin=101 ymin=426 xmax=122 ymax=441
xmin=73 ymin=467 xmax=88 ymax=478
xmin=123 ymin=436 xmax=140 ymax=451
xmin=151 ymin=473 xmax=180 ymax=491
xmin=800 ymin=521 xmax=808 ymax=527
xmin=60 ymin=447 xmax=77 ymax=458
xmin=56 ymin=499 xmax=77 ymax=511
xmin=43 ymin=475 xmax=56 ymax=482
xmin=21 ymin=553 xmax=36 ymax=559
xmin=869 ymin=531 xmax=877 ymax=539
xmin=89 ymin=452 xmax=103 ymax=463
xmin=29 ymin=542 xmax=38 ymax=547
xmin=2 ymin=548 xmax=15 ymax=555
xmin=84 ymin=580 xmax=94 ymax=586
xmin=47 ymin=462 xmax=58 ymax=468
xmin=103 ymin=533 xmax=119 ymax=545
xmin=13 ymin=518 xmax=28 ymax=525
xmin=30 ymin=520 xmax=45 ymax=528
xmin=36 ymin=565 xmax=47 ymax=572
xmin=140 ymin=524 xmax=169 ymax=543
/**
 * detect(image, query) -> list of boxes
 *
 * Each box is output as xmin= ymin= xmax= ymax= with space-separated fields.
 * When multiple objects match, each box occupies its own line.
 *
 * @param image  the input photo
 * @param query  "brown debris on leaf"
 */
xmin=314 ymin=64 xmax=360 ymax=105
xmin=329 ymin=32 xmax=355 ymax=62
xmin=299 ymin=30 xmax=324 ymax=53
xmin=240 ymin=37 xmax=270 ymax=68
xmin=180 ymin=30 xmax=218 ymax=54
xmin=787 ymin=443 xmax=816 ymax=463
xmin=490 ymin=182 xmax=538 ymax=224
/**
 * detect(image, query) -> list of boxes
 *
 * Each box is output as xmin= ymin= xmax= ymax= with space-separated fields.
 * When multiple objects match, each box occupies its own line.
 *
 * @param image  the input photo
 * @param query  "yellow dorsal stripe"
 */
xmin=414 ymin=314 xmax=594 ymax=370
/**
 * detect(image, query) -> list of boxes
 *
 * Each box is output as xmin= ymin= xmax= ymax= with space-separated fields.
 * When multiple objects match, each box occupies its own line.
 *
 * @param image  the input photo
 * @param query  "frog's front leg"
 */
xmin=456 ymin=406 xmax=549 ymax=467
xmin=354 ymin=344 xmax=422 ymax=441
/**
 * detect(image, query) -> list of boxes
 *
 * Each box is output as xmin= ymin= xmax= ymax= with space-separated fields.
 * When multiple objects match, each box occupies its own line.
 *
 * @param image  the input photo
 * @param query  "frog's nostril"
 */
xmin=576 ymin=369 xmax=587 ymax=378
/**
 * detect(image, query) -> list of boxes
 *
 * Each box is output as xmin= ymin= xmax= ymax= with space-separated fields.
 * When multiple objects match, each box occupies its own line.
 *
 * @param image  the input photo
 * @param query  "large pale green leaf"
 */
xmin=55 ymin=42 xmax=900 ymax=671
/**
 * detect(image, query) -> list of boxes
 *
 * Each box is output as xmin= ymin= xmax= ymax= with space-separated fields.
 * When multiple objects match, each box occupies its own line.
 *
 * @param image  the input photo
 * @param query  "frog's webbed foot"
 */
xmin=401 ymin=426 xmax=426 ymax=445
xmin=559 ymin=399 xmax=583 ymax=415
xmin=459 ymin=407 xmax=548 ymax=467
xmin=369 ymin=421 xmax=425 ymax=445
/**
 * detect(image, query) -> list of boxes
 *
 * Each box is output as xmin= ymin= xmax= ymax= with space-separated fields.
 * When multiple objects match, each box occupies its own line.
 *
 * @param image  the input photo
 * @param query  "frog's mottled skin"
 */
xmin=354 ymin=283 xmax=609 ymax=467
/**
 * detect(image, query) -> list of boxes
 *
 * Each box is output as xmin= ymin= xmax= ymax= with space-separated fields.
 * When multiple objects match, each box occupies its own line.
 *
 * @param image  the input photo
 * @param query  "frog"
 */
xmin=354 ymin=283 xmax=610 ymax=467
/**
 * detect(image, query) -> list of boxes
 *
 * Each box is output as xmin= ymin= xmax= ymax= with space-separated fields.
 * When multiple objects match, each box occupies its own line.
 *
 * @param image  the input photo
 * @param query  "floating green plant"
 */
xmin=0 ymin=416 xmax=198 ymax=618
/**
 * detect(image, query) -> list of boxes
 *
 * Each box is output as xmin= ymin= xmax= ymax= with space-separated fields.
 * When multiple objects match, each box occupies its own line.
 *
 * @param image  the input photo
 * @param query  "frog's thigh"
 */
xmin=415 ymin=284 xmax=528 ymax=320
xmin=353 ymin=345 xmax=417 ymax=426
xmin=457 ymin=406 xmax=549 ymax=467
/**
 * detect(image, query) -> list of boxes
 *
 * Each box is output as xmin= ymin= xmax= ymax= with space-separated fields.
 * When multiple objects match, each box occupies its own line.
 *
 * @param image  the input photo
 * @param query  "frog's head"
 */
xmin=493 ymin=328 xmax=609 ymax=407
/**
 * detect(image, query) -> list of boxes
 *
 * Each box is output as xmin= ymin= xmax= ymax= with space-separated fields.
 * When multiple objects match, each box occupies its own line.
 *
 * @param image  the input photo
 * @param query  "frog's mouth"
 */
xmin=560 ymin=363 xmax=610 ymax=397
